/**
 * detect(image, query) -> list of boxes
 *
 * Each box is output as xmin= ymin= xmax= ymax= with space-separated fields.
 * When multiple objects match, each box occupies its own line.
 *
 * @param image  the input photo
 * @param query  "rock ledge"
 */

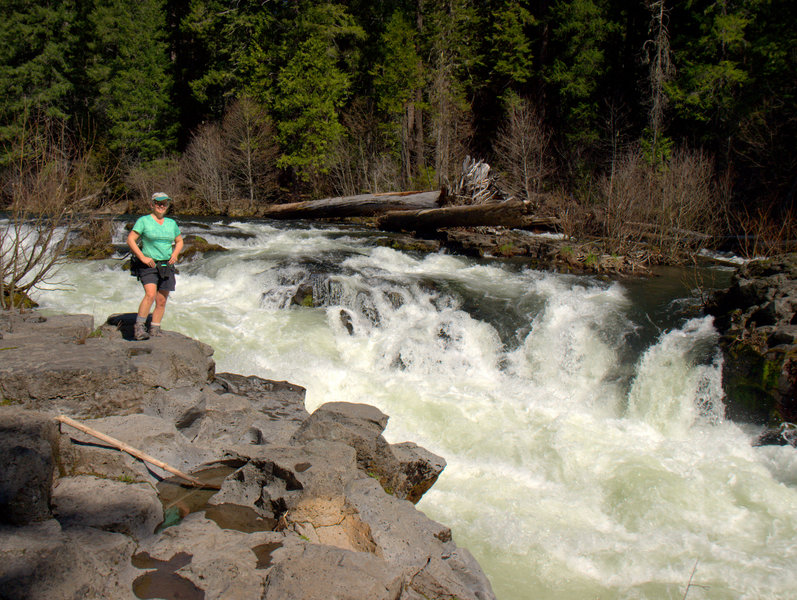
xmin=0 ymin=311 xmax=495 ymax=600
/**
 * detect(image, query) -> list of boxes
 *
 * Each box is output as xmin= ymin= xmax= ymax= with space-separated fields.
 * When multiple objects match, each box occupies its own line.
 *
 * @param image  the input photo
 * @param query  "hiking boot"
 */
xmin=134 ymin=321 xmax=150 ymax=340
xmin=149 ymin=325 xmax=162 ymax=337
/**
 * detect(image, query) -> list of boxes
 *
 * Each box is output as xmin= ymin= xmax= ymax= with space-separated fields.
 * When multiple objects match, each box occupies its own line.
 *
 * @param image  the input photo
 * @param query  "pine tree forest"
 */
xmin=1 ymin=0 xmax=795 ymax=257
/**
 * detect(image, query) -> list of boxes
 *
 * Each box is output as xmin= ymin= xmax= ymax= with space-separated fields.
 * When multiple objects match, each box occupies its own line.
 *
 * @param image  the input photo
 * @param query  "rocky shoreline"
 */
xmin=706 ymin=253 xmax=797 ymax=445
xmin=0 ymin=312 xmax=495 ymax=600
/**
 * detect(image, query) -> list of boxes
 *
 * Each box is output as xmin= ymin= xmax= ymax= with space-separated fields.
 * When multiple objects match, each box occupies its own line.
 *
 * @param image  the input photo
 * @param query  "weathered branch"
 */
xmin=256 ymin=191 xmax=443 ymax=219
xmin=377 ymin=198 xmax=560 ymax=232
xmin=56 ymin=415 xmax=215 ymax=489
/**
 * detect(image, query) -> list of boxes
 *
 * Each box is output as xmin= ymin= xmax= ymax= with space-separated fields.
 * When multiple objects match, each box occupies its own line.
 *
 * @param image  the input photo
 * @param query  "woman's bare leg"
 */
xmin=138 ymin=283 xmax=158 ymax=318
xmin=151 ymin=289 xmax=170 ymax=325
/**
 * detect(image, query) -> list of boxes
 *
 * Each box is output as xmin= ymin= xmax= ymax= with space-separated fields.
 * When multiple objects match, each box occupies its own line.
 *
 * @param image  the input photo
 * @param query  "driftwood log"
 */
xmin=257 ymin=191 xmax=443 ymax=219
xmin=377 ymin=198 xmax=560 ymax=233
xmin=56 ymin=415 xmax=216 ymax=489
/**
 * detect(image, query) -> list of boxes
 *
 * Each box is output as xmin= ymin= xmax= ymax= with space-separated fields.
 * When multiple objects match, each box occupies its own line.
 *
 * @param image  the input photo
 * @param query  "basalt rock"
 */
xmin=706 ymin=253 xmax=797 ymax=434
xmin=0 ymin=313 xmax=215 ymax=417
xmin=290 ymin=401 xmax=446 ymax=502
xmin=180 ymin=234 xmax=228 ymax=261
xmin=0 ymin=408 xmax=59 ymax=525
xmin=0 ymin=310 xmax=495 ymax=600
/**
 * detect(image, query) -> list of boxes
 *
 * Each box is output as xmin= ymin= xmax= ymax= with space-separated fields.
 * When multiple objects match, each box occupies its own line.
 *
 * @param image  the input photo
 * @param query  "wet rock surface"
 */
xmin=0 ymin=311 xmax=495 ymax=599
xmin=707 ymin=253 xmax=797 ymax=442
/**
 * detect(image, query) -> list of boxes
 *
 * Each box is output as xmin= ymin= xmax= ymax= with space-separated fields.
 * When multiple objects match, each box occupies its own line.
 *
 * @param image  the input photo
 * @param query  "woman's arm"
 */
xmin=127 ymin=230 xmax=156 ymax=267
xmin=169 ymin=235 xmax=184 ymax=265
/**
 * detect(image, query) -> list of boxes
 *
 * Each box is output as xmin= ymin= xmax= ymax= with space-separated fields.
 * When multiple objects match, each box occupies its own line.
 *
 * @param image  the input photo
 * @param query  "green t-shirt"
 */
xmin=132 ymin=215 xmax=181 ymax=262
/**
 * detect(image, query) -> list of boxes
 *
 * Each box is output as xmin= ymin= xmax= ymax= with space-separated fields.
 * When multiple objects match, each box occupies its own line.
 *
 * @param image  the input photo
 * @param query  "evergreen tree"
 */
xmin=371 ymin=9 xmax=424 ymax=184
xmin=667 ymin=0 xmax=796 ymax=202
xmin=425 ymin=0 xmax=481 ymax=185
xmin=272 ymin=2 xmax=365 ymax=185
xmin=489 ymin=0 xmax=537 ymax=98
xmin=668 ymin=0 xmax=751 ymax=136
xmin=735 ymin=0 xmax=797 ymax=200
xmin=88 ymin=0 xmax=176 ymax=160
xmin=181 ymin=0 xmax=278 ymax=117
xmin=274 ymin=35 xmax=350 ymax=182
xmin=545 ymin=0 xmax=619 ymax=147
xmin=0 ymin=1 xmax=78 ymax=150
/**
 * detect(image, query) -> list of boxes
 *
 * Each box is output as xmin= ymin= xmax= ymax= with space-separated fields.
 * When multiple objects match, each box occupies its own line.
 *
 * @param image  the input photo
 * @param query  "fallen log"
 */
xmin=257 ymin=190 xmax=443 ymax=219
xmin=56 ymin=415 xmax=216 ymax=489
xmin=377 ymin=198 xmax=560 ymax=232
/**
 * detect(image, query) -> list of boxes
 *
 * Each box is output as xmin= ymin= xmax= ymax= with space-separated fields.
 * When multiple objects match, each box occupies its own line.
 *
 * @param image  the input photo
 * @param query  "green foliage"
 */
xmin=489 ymin=1 xmax=537 ymax=89
xmin=668 ymin=1 xmax=752 ymax=127
xmin=498 ymin=243 xmax=515 ymax=256
xmin=184 ymin=0 xmax=277 ymax=113
xmin=0 ymin=1 xmax=78 ymax=150
xmin=274 ymin=36 xmax=350 ymax=180
xmin=88 ymin=0 xmax=176 ymax=159
xmin=273 ymin=4 xmax=365 ymax=183
xmin=545 ymin=0 xmax=619 ymax=145
xmin=409 ymin=166 xmax=437 ymax=191
xmin=372 ymin=11 xmax=423 ymax=117
xmin=0 ymin=0 xmax=793 ymax=209
xmin=640 ymin=128 xmax=673 ymax=168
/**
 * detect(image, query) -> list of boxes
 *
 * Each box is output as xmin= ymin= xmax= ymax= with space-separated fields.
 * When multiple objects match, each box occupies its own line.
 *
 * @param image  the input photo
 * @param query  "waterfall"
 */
xmin=27 ymin=218 xmax=797 ymax=600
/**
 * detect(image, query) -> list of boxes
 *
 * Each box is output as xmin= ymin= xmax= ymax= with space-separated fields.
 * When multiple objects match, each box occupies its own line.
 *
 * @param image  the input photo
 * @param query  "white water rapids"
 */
xmin=30 ymin=219 xmax=797 ymax=599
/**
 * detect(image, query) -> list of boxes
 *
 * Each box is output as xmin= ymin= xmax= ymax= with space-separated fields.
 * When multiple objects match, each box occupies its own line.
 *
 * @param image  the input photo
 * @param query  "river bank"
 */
xmin=706 ymin=253 xmax=797 ymax=441
xmin=0 ymin=311 xmax=495 ymax=600
xmin=8 ymin=217 xmax=797 ymax=599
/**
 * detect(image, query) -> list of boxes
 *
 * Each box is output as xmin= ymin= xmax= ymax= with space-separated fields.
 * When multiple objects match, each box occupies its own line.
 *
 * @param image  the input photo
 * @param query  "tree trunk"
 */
xmin=377 ymin=198 xmax=560 ymax=232
xmin=256 ymin=191 xmax=443 ymax=219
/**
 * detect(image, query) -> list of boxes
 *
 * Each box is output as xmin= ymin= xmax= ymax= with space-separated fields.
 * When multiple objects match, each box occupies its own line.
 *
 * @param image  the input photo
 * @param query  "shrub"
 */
xmin=1 ymin=113 xmax=104 ymax=309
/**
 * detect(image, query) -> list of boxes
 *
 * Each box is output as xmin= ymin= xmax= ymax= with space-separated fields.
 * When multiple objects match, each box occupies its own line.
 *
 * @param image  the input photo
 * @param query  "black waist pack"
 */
xmin=130 ymin=255 xmax=144 ymax=277
xmin=156 ymin=263 xmax=176 ymax=278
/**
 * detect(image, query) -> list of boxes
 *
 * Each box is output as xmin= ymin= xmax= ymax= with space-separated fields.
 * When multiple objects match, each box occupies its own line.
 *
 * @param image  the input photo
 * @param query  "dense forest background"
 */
xmin=1 ymin=0 xmax=796 ymax=255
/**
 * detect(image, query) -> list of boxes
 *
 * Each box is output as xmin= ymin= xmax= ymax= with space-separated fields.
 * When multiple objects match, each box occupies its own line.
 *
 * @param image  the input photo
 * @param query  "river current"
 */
xmin=32 ymin=218 xmax=797 ymax=599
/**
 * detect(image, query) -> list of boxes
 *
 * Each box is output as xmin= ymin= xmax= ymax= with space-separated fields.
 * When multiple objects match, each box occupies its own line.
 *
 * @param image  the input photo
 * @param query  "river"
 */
xmin=32 ymin=218 xmax=797 ymax=599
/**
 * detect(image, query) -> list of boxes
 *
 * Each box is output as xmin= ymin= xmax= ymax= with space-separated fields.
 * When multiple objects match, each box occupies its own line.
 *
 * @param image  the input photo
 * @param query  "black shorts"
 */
xmin=137 ymin=263 xmax=176 ymax=291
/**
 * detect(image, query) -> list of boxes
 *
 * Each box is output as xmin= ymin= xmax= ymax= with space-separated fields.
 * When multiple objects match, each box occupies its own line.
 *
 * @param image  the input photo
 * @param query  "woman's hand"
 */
xmin=169 ymin=235 xmax=184 ymax=265
xmin=143 ymin=257 xmax=156 ymax=268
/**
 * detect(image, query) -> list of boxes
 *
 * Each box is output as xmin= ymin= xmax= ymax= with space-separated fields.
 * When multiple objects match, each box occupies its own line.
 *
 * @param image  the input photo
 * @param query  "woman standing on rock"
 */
xmin=127 ymin=192 xmax=183 ymax=340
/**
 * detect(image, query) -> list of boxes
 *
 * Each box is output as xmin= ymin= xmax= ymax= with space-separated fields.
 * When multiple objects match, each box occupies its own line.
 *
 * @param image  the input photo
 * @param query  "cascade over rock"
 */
xmin=0 ymin=311 xmax=494 ymax=600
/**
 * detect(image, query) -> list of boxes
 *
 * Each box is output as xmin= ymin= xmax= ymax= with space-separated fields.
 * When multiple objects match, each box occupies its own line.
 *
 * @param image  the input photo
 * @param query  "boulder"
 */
xmin=207 ymin=460 xmax=276 ymax=517
xmin=706 ymin=253 xmax=797 ymax=426
xmin=132 ymin=512 xmax=280 ymax=600
xmin=263 ymin=542 xmax=403 ymax=600
xmin=52 ymin=475 xmax=163 ymax=541
xmin=180 ymin=234 xmax=227 ymax=261
xmin=392 ymin=441 xmax=446 ymax=504
xmin=346 ymin=477 xmax=494 ymax=600
xmin=143 ymin=385 xmax=208 ymax=433
xmin=0 ymin=519 xmax=136 ymax=600
xmin=0 ymin=408 xmax=58 ymax=525
xmin=226 ymin=439 xmax=360 ymax=512
xmin=57 ymin=432 xmax=152 ymax=483
xmin=290 ymin=403 xmax=445 ymax=503
xmin=0 ymin=313 xmax=215 ymax=417
xmin=290 ymin=402 xmax=404 ymax=495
